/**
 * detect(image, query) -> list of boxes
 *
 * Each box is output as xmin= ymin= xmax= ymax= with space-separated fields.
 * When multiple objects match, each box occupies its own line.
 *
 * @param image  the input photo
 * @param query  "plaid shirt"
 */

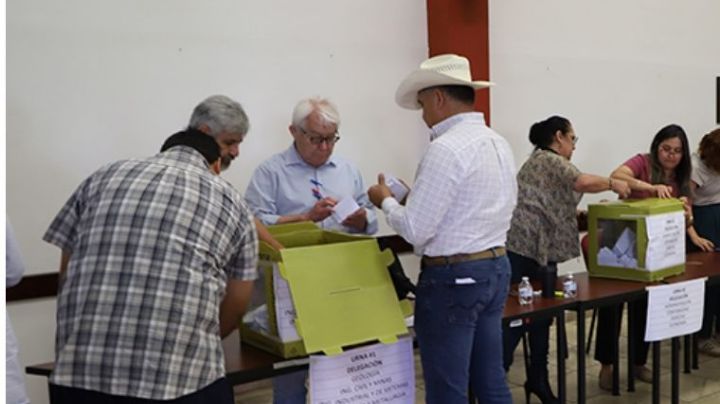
xmin=382 ymin=112 xmax=517 ymax=256
xmin=43 ymin=147 xmax=258 ymax=399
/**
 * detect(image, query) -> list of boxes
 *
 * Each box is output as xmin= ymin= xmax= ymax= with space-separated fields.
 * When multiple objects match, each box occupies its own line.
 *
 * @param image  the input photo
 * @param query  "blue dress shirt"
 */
xmin=245 ymin=145 xmax=377 ymax=234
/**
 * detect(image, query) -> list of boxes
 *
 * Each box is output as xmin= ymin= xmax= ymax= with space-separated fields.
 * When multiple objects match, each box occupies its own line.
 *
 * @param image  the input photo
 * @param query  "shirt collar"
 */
xmin=429 ymin=112 xmax=485 ymax=141
xmin=282 ymin=144 xmax=337 ymax=168
xmin=158 ymin=147 xmax=212 ymax=172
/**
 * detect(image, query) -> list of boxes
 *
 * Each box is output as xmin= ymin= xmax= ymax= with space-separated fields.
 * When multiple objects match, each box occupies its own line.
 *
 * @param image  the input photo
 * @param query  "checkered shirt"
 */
xmin=43 ymin=146 xmax=258 ymax=399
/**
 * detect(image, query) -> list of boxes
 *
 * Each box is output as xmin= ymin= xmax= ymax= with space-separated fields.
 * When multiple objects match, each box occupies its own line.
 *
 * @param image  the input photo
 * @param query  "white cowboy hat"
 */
xmin=395 ymin=54 xmax=494 ymax=110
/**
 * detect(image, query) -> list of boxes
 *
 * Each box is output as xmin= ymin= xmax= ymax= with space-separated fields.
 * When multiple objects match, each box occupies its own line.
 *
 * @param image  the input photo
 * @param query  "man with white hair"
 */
xmin=246 ymin=97 xmax=377 ymax=234
xmin=368 ymin=54 xmax=517 ymax=404
xmin=245 ymin=97 xmax=378 ymax=403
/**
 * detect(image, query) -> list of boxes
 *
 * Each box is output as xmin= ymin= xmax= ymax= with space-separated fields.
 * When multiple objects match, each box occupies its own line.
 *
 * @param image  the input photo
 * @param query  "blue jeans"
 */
xmin=415 ymin=256 xmax=512 ymax=404
xmin=272 ymin=370 xmax=307 ymax=404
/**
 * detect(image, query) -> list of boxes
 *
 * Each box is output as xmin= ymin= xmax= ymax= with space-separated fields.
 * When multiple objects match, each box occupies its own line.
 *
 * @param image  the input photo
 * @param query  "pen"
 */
xmin=310 ymin=179 xmax=323 ymax=200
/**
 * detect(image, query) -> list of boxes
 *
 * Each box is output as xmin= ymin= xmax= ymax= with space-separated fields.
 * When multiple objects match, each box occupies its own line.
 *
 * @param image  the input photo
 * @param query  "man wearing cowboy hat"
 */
xmin=368 ymin=54 xmax=517 ymax=404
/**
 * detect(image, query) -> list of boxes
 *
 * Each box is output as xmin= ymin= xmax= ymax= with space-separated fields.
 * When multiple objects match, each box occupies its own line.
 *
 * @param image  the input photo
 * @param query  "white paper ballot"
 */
xmin=309 ymin=337 xmax=415 ymax=404
xmin=597 ymin=228 xmax=639 ymax=268
xmin=612 ymin=227 xmax=636 ymax=257
xmin=385 ymin=175 xmax=409 ymax=201
xmin=331 ymin=197 xmax=361 ymax=223
xmin=645 ymin=212 xmax=685 ymax=271
xmin=645 ymin=278 xmax=706 ymax=342
xmin=598 ymin=247 xmax=621 ymax=267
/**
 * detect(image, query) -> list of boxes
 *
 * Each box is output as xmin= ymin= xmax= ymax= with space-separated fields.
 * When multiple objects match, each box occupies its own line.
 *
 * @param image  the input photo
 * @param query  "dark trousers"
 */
xmin=699 ymin=285 xmax=720 ymax=339
xmin=690 ymin=203 xmax=720 ymax=339
xmin=594 ymin=302 xmax=649 ymax=366
xmin=50 ymin=378 xmax=234 ymax=404
xmin=502 ymin=251 xmax=554 ymax=377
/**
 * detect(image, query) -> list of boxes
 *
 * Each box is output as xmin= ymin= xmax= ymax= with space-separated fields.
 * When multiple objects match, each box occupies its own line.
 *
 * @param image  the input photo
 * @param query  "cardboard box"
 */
xmin=240 ymin=222 xmax=409 ymax=358
xmin=587 ymin=198 xmax=686 ymax=282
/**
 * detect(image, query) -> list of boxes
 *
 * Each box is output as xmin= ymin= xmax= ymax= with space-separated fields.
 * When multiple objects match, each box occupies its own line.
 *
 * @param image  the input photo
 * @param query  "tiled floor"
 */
xmin=234 ymin=312 xmax=720 ymax=403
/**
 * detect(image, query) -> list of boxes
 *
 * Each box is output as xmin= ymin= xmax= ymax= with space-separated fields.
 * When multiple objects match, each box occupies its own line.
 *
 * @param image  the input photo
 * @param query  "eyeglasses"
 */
xmin=299 ymin=127 xmax=340 ymax=146
xmin=660 ymin=144 xmax=683 ymax=155
xmin=571 ymin=135 xmax=579 ymax=145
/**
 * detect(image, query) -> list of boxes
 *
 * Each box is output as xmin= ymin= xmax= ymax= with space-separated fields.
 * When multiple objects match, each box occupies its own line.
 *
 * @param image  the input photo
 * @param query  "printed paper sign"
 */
xmin=309 ymin=337 xmax=415 ymax=404
xmin=645 ymin=278 xmax=706 ymax=342
xmin=273 ymin=265 xmax=300 ymax=342
xmin=644 ymin=212 xmax=685 ymax=270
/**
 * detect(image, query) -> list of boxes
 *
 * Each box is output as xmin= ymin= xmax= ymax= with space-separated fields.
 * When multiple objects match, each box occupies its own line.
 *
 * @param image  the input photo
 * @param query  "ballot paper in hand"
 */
xmin=331 ymin=197 xmax=361 ymax=223
xmin=385 ymin=174 xmax=409 ymax=201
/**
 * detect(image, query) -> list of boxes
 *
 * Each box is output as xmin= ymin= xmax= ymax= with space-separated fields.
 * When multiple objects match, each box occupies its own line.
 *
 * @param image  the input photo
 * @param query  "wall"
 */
xmin=8 ymin=0 xmax=720 ymax=401
xmin=489 ymin=0 xmax=720 ymax=273
xmin=6 ymin=1 xmax=428 ymax=402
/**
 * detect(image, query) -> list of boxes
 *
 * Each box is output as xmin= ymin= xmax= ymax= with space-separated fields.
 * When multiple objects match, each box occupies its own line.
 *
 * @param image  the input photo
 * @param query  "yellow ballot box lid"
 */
xmin=263 ymin=222 xmax=409 ymax=356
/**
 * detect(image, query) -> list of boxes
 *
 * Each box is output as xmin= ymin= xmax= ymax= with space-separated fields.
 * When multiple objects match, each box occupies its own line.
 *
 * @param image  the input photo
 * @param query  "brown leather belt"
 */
xmin=422 ymin=247 xmax=506 ymax=267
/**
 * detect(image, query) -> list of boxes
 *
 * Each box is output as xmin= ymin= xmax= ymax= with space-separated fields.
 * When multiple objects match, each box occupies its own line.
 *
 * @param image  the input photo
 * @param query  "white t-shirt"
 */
xmin=691 ymin=153 xmax=720 ymax=206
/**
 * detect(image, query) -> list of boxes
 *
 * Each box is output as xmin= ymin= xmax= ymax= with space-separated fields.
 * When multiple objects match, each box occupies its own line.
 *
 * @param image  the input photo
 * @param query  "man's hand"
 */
xmin=368 ymin=174 xmax=393 ymax=208
xmin=342 ymin=208 xmax=368 ymax=232
xmin=306 ymin=197 xmax=337 ymax=222
xmin=219 ymin=279 xmax=254 ymax=338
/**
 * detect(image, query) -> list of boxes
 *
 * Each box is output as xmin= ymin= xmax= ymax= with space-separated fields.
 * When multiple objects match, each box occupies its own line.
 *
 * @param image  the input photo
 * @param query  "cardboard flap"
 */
xmin=399 ymin=299 xmax=414 ymax=317
xmin=377 ymin=335 xmax=399 ymax=345
xmin=380 ymin=248 xmax=395 ymax=267
xmin=295 ymin=318 xmax=304 ymax=338
xmin=258 ymin=241 xmax=282 ymax=261
xmin=277 ymin=262 xmax=290 ymax=280
xmin=282 ymin=238 xmax=408 ymax=355
xmin=323 ymin=346 xmax=344 ymax=356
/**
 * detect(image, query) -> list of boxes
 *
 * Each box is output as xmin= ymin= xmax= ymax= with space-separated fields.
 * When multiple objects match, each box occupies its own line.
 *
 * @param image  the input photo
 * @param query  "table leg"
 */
xmin=684 ymin=335 xmax=691 ymax=374
xmin=577 ymin=306 xmax=586 ymax=404
xmin=693 ymin=333 xmax=699 ymax=370
xmin=612 ymin=304 xmax=620 ymax=395
xmin=557 ymin=311 xmax=566 ymax=404
xmin=627 ymin=301 xmax=635 ymax=392
xmin=652 ymin=341 xmax=661 ymax=404
xmin=672 ymin=337 xmax=680 ymax=404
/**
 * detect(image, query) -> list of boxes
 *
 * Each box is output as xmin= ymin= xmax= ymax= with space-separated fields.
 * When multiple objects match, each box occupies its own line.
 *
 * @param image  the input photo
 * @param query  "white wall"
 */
xmin=489 ymin=0 xmax=720 ymax=273
xmin=7 ymin=0 xmax=429 ymax=275
xmin=6 ymin=1 xmax=428 ymax=402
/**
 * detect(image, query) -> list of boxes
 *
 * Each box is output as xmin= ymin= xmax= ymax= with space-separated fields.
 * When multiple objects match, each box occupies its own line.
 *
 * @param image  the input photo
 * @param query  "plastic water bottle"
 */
xmin=563 ymin=274 xmax=577 ymax=298
xmin=518 ymin=276 xmax=533 ymax=305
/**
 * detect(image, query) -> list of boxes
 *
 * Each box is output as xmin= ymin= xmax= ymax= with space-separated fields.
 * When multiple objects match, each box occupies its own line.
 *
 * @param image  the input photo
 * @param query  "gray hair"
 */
xmin=291 ymin=97 xmax=341 ymax=129
xmin=189 ymin=95 xmax=249 ymax=138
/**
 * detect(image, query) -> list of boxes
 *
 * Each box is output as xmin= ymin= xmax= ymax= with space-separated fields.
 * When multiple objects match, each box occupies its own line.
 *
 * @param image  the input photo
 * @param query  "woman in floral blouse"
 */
xmin=503 ymin=116 xmax=630 ymax=404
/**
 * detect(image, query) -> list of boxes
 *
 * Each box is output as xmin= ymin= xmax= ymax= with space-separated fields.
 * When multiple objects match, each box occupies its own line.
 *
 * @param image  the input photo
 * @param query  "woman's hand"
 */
xmin=610 ymin=179 xmax=631 ymax=198
xmin=691 ymin=234 xmax=715 ymax=252
xmin=653 ymin=184 xmax=673 ymax=198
